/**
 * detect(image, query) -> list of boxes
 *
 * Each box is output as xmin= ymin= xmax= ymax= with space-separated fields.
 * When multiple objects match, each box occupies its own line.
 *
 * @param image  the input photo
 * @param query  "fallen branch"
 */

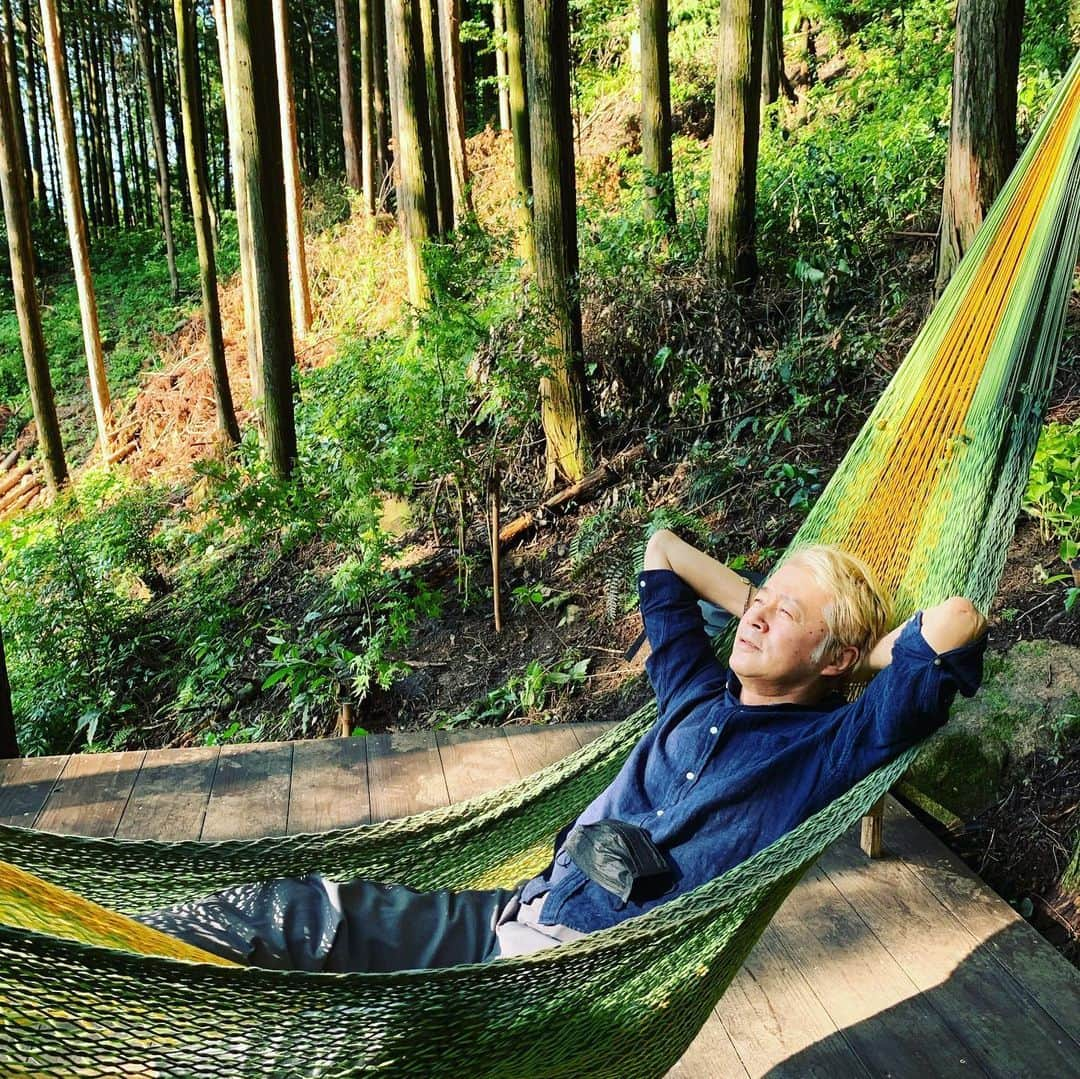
xmin=0 ymin=463 xmax=32 ymax=499
xmin=0 ymin=448 xmax=20 ymax=473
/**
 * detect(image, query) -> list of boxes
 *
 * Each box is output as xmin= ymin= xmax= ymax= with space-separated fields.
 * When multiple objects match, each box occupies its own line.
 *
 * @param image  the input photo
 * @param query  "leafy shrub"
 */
xmin=1023 ymin=418 xmax=1080 ymax=565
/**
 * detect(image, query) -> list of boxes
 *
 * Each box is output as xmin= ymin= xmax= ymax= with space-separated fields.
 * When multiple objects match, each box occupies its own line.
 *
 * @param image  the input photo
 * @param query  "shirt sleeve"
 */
xmin=827 ymin=611 xmax=988 ymax=782
xmin=638 ymin=569 xmax=728 ymax=716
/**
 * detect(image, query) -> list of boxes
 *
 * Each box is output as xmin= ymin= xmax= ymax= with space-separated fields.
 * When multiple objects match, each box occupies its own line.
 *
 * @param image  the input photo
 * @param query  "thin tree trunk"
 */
xmin=21 ymin=0 xmax=46 ymax=207
xmin=935 ymin=0 xmax=1024 ymax=293
xmin=493 ymin=0 xmax=509 ymax=130
xmin=760 ymin=0 xmax=791 ymax=114
xmin=174 ymin=0 xmax=239 ymax=445
xmin=297 ymin=0 xmax=326 ymax=179
xmin=372 ymin=0 xmax=390 ymax=191
xmin=214 ymin=0 xmax=260 ymax=405
xmin=705 ymin=0 xmax=764 ymax=288
xmin=0 ymin=627 xmax=17 ymax=759
xmin=359 ymin=0 xmax=378 ymax=215
xmin=640 ymin=0 xmax=674 ymax=231
xmin=131 ymin=54 xmax=152 ymax=222
xmin=157 ymin=5 xmax=190 ymax=217
xmin=335 ymin=0 xmax=362 ymax=190
xmin=87 ymin=0 xmax=117 ymax=226
xmin=439 ymin=0 xmax=470 ymax=221
xmin=107 ymin=10 xmax=131 ymax=227
xmin=71 ymin=0 xmax=99 ymax=227
xmin=128 ymin=0 xmax=179 ymax=298
xmin=0 ymin=28 xmax=67 ymax=491
xmin=43 ymin=49 xmax=61 ymax=211
xmin=504 ymin=0 xmax=531 ymax=262
xmin=386 ymin=0 xmax=434 ymax=303
xmin=40 ymin=0 xmax=112 ymax=458
xmin=230 ymin=0 xmax=298 ymax=478
xmin=524 ymin=0 xmax=591 ymax=485
xmin=419 ymin=0 xmax=452 ymax=234
xmin=2 ymin=0 xmax=30 ymax=205
xmin=272 ymin=0 xmax=312 ymax=337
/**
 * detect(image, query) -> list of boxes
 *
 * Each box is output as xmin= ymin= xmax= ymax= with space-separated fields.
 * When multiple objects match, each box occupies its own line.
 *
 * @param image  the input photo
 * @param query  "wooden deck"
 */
xmin=3 ymin=723 xmax=1078 ymax=1077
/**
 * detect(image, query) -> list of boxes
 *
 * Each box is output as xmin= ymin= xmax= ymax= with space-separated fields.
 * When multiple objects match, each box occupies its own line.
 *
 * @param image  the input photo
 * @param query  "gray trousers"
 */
xmin=138 ymin=875 xmax=582 ymax=973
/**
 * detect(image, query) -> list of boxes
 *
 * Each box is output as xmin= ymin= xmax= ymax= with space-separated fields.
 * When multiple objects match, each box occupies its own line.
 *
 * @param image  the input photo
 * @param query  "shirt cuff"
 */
xmin=636 ymin=569 xmax=697 ymax=614
xmin=895 ymin=611 xmax=987 ymax=697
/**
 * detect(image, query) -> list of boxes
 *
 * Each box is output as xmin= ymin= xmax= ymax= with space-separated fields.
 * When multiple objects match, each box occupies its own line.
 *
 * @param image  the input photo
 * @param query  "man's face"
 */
xmin=729 ymin=561 xmax=840 ymax=690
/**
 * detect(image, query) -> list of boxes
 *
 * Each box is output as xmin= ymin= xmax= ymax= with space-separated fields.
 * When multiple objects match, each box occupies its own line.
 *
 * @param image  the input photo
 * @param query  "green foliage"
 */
xmin=438 ymin=654 xmax=591 ymax=728
xmin=1023 ymin=418 xmax=1080 ymax=565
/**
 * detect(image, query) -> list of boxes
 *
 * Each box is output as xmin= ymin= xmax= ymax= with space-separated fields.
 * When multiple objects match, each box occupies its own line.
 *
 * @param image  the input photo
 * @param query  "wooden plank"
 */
xmin=770 ymin=861 xmax=990 ymax=1078
xmin=821 ymin=832 xmax=1080 ymax=1076
xmin=666 ymin=1010 xmax=750 ymax=1078
xmin=0 ymin=755 xmax=66 ymax=826
xmin=366 ymin=731 xmax=449 ymax=822
xmin=287 ymin=737 xmax=370 ymax=834
xmin=115 ymin=746 xmax=219 ymax=841
xmin=34 ymin=750 xmax=146 ymax=838
xmin=883 ymin=797 xmax=1080 ymax=1046
xmin=437 ymin=728 xmax=523 ymax=803
xmin=502 ymin=723 xmax=581 ymax=778
xmin=715 ymin=923 xmax=872 ymax=1078
xmin=571 ymin=721 xmax=617 ymax=749
xmin=200 ymin=742 xmax=293 ymax=841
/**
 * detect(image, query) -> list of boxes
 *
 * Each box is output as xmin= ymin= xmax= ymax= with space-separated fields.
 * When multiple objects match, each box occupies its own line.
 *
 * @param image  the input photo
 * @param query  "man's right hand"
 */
xmin=644 ymin=530 xmax=757 ymax=619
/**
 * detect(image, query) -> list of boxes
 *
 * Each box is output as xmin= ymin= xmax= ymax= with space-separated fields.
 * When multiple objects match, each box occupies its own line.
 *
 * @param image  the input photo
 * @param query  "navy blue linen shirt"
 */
xmin=522 ymin=568 xmax=986 ymax=932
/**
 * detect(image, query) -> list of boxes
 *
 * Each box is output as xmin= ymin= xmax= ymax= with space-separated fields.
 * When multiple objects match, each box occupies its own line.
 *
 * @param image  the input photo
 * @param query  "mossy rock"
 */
xmin=904 ymin=640 xmax=1080 ymax=821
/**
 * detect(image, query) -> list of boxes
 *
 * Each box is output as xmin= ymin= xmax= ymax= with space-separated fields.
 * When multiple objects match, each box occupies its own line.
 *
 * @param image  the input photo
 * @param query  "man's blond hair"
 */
xmin=781 ymin=545 xmax=892 ymax=667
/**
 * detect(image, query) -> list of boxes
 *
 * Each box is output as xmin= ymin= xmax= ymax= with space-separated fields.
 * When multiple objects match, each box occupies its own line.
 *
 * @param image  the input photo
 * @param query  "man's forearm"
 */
xmin=643 ymin=530 xmax=754 ymax=616
xmin=860 ymin=596 xmax=988 ymax=676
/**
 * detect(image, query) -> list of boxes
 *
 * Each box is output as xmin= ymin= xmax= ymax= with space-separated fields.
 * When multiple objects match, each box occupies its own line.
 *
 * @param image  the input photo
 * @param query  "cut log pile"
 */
xmin=0 ymin=452 xmax=45 ymax=518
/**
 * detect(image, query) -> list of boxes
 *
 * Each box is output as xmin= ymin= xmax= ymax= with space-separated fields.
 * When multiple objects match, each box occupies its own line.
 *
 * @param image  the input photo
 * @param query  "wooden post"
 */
xmin=0 ymin=626 xmax=16 ymax=759
xmin=488 ymin=462 xmax=503 ymax=632
xmin=860 ymin=797 xmax=885 ymax=858
xmin=338 ymin=701 xmax=353 ymax=737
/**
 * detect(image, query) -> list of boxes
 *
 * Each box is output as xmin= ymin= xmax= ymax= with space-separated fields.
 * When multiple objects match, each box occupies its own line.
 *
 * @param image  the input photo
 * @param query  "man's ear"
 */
xmin=820 ymin=644 xmax=860 ymax=679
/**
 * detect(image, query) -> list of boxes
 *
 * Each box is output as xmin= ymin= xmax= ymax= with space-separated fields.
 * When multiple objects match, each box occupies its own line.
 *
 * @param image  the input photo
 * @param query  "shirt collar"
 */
xmin=725 ymin=668 xmax=846 ymax=713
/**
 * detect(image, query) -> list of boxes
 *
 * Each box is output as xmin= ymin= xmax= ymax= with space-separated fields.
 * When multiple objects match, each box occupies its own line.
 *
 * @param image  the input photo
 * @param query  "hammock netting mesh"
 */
xmin=2 ymin=50 xmax=1080 ymax=1078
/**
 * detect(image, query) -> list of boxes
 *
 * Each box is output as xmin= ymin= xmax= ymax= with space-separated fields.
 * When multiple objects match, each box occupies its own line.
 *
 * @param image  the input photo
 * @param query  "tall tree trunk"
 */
xmin=439 ymin=0 xmax=470 ymax=221
xmin=272 ymin=0 xmax=312 ymax=337
xmin=387 ymin=0 xmax=434 ymax=304
xmin=174 ymin=0 xmax=239 ymax=446
xmin=40 ymin=0 xmax=112 ymax=458
xmin=87 ymin=0 xmax=117 ymax=227
xmin=20 ymin=0 xmax=46 ymax=208
xmin=0 ymin=626 xmax=16 ymax=759
xmin=705 ymin=0 xmax=764 ymax=288
xmin=43 ymin=50 xmax=61 ymax=211
xmin=334 ymin=0 xmax=362 ymax=190
xmin=0 ymin=28 xmax=67 ymax=491
xmin=760 ymin=0 xmax=791 ymax=115
xmin=525 ymin=0 xmax=591 ymax=486
xmin=372 ymin=0 xmax=390 ymax=192
xmin=71 ymin=0 xmax=99 ymax=227
xmin=215 ymin=0 xmax=260 ymax=404
xmin=359 ymin=0 xmax=378 ymax=215
xmin=131 ymin=54 xmax=152 ymax=223
xmin=297 ymin=0 xmax=326 ymax=179
xmin=504 ymin=0 xmax=531 ymax=262
xmin=640 ymin=0 xmax=674 ymax=231
xmin=493 ymin=0 xmax=509 ymax=130
xmin=419 ymin=0 xmax=452 ymax=234
xmin=2 ymin=0 xmax=30 ymax=205
xmin=108 ymin=11 xmax=132 ymax=227
xmin=935 ymin=0 xmax=1024 ymax=294
xmin=230 ymin=0 xmax=298 ymax=478
xmin=128 ymin=0 xmax=179 ymax=298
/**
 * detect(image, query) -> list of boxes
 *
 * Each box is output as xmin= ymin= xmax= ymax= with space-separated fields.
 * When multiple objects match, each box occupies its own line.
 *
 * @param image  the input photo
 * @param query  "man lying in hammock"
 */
xmin=140 ymin=529 xmax=988 ymax=972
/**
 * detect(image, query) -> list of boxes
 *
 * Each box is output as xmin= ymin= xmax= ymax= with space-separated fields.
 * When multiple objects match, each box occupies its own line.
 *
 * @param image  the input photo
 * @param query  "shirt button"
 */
xmin=709 ymin=726 xmax=718 ymax=735
xmin=933 ymin=658 xmax=942 ymax=667
xmin=656 ymin=809 xmax=664 ymax=817
xmin=686 ymin=771 xmax=695 ymax=781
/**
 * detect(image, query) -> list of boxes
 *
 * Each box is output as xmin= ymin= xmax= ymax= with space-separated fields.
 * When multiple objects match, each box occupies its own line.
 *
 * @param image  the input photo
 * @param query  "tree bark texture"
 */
xmin=107 ymin=14 xmax=132 ymax=226
xmin=504 ymin=0 xmax=531 ymax=262
xmin=419 ymin=0 xmax=452 ymax=234
xmin=174 ymin=0 xmax=239 ymax=446
xmin=359 ymin=0 xmax=378 ymax=215
xmin=334 ymin=0 xmax=362 ymax=190
xmin=387 ymin=0 xmax=434 ymax=304
xmin=935 ymin=0 xmax=1024 ymax=293
xmin=0 ymin=29 xmax=67 ymax=490
xmin=439 ymin=0 xmax=470 ymax=222
xmin=20 ymin=0 xmax=46 ymax=207
xmin=705 ymin=0 xmax=764 ymax=288
xmin=128 ymin=0 xmax=180 ymax=299
xmin=39 ymin=0 xmax=112 ymax=458
xmin=230 ymin=0 xmax=298 ymax=478
xmin=272 ymin=0 xmax=312 ymax=337
xmin=493 ymin=0 xmax=509 ymax=130
xmin=2 ymin=0 xmax=30 ymax=205
xmin=372 ymin=0 xmax=390 ymax=187
xmin=640 ymin=0 xmax=674 ymax=230
xmin=524 ymin=0 xmax=591 ymax=485
xmin=760 ymin=0 xmax=791 ymax=114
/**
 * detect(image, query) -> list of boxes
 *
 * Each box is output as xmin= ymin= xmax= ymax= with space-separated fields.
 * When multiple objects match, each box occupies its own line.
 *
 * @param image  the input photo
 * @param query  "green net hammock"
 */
xmin=3 ymin=51 xmax=1080 ymax=1079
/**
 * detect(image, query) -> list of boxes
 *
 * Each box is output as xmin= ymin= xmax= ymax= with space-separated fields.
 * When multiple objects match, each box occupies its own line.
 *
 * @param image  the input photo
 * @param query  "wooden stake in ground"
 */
xmin=0 ymin=625 xmax=17 ymax=758
xmin=40 ymin=0 xmax=112 ymax=461
xmin=0 ymin=32 xmax=67 ymax=491
xmin=488 ymin=462 xmax=503 ymax=632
